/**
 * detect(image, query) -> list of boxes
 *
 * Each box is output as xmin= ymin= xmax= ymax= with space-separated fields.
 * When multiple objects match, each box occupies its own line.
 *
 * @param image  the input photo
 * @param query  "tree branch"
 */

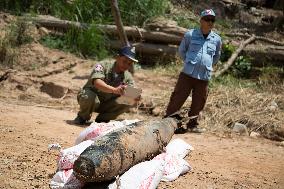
xmin=213 ymin=35 xmax=256 ymax=78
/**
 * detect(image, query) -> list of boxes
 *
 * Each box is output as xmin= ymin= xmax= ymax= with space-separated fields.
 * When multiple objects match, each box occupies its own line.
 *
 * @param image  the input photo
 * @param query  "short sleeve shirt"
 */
xmin=83 ymin=61 xmax=134 ymax=101
xmin=179 ymin=28 xmax=222 ymax=81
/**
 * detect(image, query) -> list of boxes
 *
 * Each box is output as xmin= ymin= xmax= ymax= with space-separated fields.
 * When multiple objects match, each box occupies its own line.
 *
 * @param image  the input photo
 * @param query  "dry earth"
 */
xmin=0 ymin=100 xmax=283 ymax=189
xmin=0 ymin=42 xmax=283 ymax=189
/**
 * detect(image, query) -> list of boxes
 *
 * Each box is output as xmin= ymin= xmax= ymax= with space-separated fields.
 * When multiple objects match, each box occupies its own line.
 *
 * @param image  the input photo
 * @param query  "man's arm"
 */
xmin=213 ymin=38 xmax=222 ymax=65
xmin=93 ymin=79 xmax=126 ymax=95
xmin=178 ymin=31 xmax=192 ymax=61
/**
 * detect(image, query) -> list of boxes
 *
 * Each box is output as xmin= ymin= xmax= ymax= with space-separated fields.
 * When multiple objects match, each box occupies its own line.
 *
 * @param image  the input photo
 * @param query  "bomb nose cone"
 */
xmin=74 ymin=156 xmax=96 ymax=181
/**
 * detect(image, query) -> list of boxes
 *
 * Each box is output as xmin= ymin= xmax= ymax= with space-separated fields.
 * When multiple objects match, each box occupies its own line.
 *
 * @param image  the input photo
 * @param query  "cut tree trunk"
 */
xmin=99 ymin=25 xmax=183 ymax=45
xmin=109 ymin=40 xmax=178 ymax=56
xmin=31 ymin=16 xmax=284 ymax=46
xmin=226 ymin=33 xmax=284 ymax=46
xmin=110 ymin=0 xmax=134 ymax=74
xmin=31 ymin=16 xmax=183 ymax=45
xmin=29 ymin=16 xmax=283 ymax=66
xmin=110 ymin=0 xmax=129 ymax=47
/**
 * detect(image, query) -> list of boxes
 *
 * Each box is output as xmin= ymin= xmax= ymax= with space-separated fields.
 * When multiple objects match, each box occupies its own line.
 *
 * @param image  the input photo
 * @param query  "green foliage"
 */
xmin=220 ymin=43 xmax=252 ymax=78
xmin=220 ymin=43 xmax=235 ymax=62
xmin=65 ymin=23 xmax=108 ymax=59
xmin=215 ymin=19 xmax=233 ymax=30
xmin=210 ymin=74 xmax=257 ymax=89
xmin=151 ymin=61 xmax=183 ymax=77
xmin=0 ymin=19 xmax=33 ymax=68
xmin=257 ymin=66 xmax=284 ymax=86
xmin=118 ymin=0 xmax=170 ymax=26
xmin=0 ymin=38 xmax=18 ymax=68
xmin=1 ymin=0 xmax=170 ymax=26
xmin=3 ymin=0 xmax=170 ymax=59
xmin=172 ymin=15 xmax=199 ymax=29
xmin=231 ymin=56 xmax=252 ymax=78
xmin=39 ymin=35 xmax=69 ymax=51
xmin=40 ymin=24 xmax=108 ymax=59
xmin=6 ymin=20 xmax=33 ymax=46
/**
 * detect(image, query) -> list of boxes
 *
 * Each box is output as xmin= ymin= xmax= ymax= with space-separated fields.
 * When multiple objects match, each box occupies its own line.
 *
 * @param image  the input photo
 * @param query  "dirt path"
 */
xmin=0 ymin=100 xmax=283 ymax=189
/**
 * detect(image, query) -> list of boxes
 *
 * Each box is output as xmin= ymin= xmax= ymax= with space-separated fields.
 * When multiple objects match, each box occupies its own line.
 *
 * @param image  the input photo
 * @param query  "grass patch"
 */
xmin=0 ymin=19 xmax=33 ymax=68
xmin=40 ymin=23 xmax=109 ymax=60
xmin=146 ymin=60 xmax=183 ymax=77
xmin=211 ymin=74 xmax=257 ymax=89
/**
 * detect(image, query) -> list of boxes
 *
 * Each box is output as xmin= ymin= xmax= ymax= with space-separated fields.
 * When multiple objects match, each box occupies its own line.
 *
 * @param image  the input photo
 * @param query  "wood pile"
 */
xmin=29 ymin=16 xmax=284 ymax=74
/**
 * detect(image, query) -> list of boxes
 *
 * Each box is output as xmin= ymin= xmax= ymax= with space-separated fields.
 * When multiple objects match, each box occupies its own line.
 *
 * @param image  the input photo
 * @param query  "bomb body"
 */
xmin=73 ymin=118 xmax=177 ymax=182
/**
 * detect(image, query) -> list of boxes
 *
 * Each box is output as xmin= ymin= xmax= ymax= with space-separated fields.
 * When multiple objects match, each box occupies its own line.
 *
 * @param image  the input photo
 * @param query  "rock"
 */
xmin=250 ymin=131 xmax=260 ymax=137
xmin=38 ymin=27 xmax=49 ymax=36
xmin=152 ymin=107 xmax=161 ymax=116
xmin=232 ymin=122 xmax=248 ymax=135
xmin=268 ymin=100 xmax=278 ymax=111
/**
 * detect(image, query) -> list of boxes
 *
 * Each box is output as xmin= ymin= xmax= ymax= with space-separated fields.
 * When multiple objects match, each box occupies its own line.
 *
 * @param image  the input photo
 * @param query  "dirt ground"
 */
xmin=0 ymin=100 xmax=283 ymax=189
xmin=0 ymin=42 xmax=283 ymax=189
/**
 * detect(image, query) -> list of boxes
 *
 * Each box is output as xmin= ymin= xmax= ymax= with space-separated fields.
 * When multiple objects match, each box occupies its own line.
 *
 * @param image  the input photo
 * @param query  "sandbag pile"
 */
xmin=49 ymin=119 xmax=193 ymax=189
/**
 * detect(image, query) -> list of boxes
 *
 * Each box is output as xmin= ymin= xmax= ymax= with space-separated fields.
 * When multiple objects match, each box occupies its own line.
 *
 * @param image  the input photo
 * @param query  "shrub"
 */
xmin=231 ymin=55 xmax=252 ymax=78
xmin=0 ymin=19 xmax=33 ymax=68
xmin=220 ymin=43 xmax=235 ymax=62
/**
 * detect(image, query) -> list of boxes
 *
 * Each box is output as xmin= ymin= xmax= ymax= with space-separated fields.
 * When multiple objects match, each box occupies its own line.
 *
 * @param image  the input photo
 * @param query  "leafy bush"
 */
xmin=0 ymin=38 xmax=18 ymax=68
xmin=231 ymin=55 xmax=252 ymax=78
xmin=0 ymin=19 xmax=33 ymax=68
xmin=65 ymin=23 xmax=108 ymax=59
xmin=6 ymin=19 xmax=33 ymax=46
xmin=220 ymin=43 xmax=235 ymax=62
xmin=219 ymin=43 xmax=252 ymax=78
xmin=39 ymin=35 xmax=69 ymax=51
xmin=40 ymin=24 xmax=108 ymax=59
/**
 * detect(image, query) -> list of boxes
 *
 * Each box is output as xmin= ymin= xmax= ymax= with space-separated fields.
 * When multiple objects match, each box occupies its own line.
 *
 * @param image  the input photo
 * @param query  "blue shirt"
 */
xmin=179 ymin=28 xmax=222 ymax=81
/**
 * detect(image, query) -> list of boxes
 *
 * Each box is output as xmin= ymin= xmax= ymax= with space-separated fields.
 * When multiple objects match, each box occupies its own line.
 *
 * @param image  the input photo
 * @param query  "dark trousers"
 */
xmin=165 ymin=72 xmax=208 ymax=128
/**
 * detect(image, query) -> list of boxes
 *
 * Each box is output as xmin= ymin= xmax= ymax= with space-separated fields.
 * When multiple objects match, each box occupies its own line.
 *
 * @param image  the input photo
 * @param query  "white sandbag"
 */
xmin=166 ymin=138 xmax=194 ymax=158
xmin=151 ymin=138 xmax=193 ymax=182
xmin=108 ymin=160 xmax=164 ymax=189
xmin=50 ymin=169 xmax=83 ymax=189
xmin=154 ymin=153 xmax=191 ymax=182
xmin=75 ymin=119 xmax=139 ymax=145
xmin=57 ymin=140 xmax=93 ymax=170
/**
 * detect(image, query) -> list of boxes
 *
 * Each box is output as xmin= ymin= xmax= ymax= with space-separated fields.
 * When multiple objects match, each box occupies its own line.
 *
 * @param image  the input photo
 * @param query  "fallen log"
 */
xmin=213 ymin=35 xmax=256 ymax=78
xmin=31 ymin=16 xmax=183 ymax=45
xmin=99 ymin=25 xmax=183 ymax=45
xmin=31 ymin=16 xmax=284 ymax=47
xmin=109 ymin=40 xmax=178 ymax=56
xmin=243 ymin=45 xmax=284 ymax=66
xmin=225 ymin=33 xmax=284 ymax=46
xmin=73 ymin=118 xmax=177 ymax=182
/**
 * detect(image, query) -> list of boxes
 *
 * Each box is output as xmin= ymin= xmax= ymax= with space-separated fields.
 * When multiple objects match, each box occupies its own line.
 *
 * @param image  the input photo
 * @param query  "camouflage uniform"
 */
xmin=77 ymin=61 xmax=134 ymax=122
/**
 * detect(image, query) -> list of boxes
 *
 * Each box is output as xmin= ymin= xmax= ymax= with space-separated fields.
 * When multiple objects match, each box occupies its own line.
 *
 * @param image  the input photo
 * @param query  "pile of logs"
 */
xmin=30 ymin=16 xmax=284 ymax=70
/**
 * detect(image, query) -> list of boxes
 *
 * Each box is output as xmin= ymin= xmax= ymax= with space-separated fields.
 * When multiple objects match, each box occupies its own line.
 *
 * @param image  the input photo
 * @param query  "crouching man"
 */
xmin=74 ymin=46 xmax=139 ymax=125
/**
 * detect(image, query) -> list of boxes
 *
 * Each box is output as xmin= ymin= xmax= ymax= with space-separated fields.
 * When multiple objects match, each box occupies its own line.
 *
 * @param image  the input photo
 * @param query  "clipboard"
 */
xmin=116 ymin=86 xmax=142 ymax=106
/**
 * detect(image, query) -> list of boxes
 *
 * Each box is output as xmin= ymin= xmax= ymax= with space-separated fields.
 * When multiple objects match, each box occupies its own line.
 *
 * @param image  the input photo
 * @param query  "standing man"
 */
xmin=73 ymin=46 xmax=139 ymax=125
xmin=165 ymin=9 xmax=222 ymax=133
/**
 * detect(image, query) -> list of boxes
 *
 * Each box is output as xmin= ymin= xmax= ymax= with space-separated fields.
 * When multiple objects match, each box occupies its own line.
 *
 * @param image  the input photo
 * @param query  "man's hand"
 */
xmin=112 ymin=84 xmax=127 ymax=95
